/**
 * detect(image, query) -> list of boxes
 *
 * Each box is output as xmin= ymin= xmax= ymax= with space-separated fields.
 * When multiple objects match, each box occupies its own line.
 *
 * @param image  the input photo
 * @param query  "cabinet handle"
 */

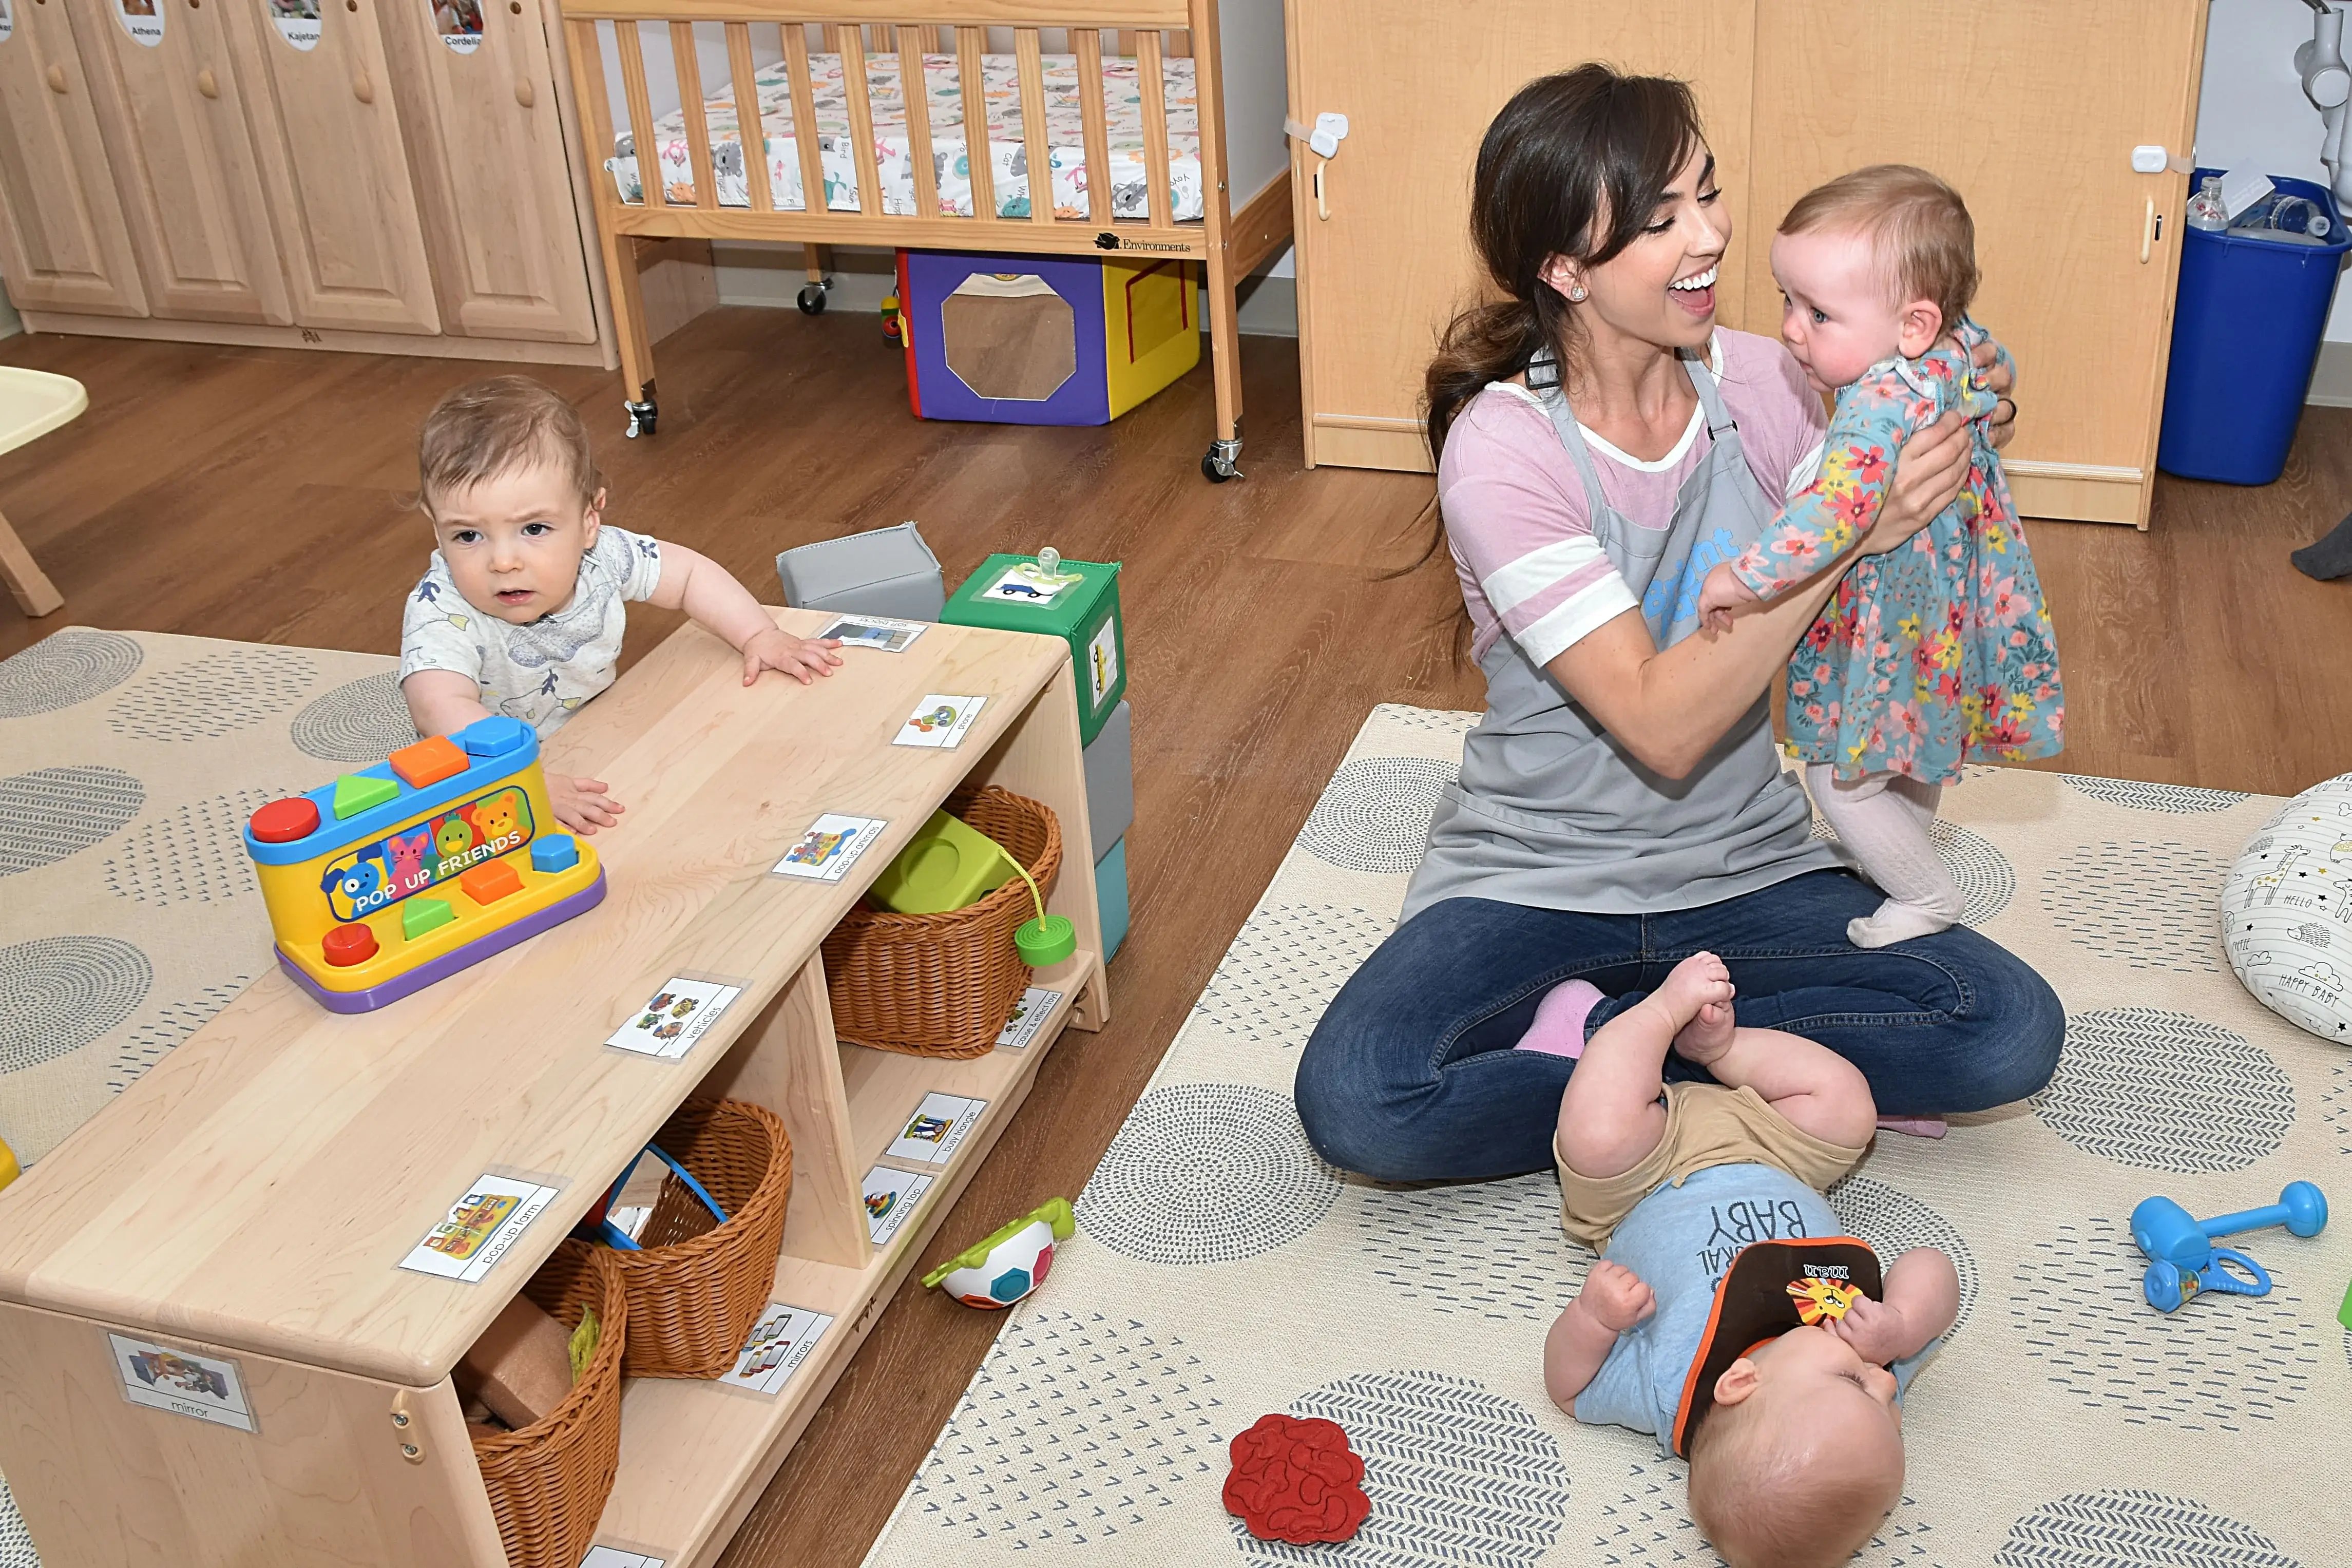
xmin=196 ymin=68 xmax=218 ymax=99
xmin=1313 ymin=159 xmax=1328 ymax=221
xmin=515 ymin=78 xmax=534 ymax=109
xmin=2141 ymin=196 xmax=2155 ymax=264
xmin=45 ymin=64 xmax=67 ymax=94
xmin=353 ymin=71 xmax=373 ymax=104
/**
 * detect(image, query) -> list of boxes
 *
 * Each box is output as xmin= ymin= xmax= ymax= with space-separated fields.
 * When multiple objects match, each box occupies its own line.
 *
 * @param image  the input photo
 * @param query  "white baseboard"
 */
xmin=709 ymin=241 xmax=1298 ymax=338
xmin=2310 ymin=339 xmax=2352 ymax=406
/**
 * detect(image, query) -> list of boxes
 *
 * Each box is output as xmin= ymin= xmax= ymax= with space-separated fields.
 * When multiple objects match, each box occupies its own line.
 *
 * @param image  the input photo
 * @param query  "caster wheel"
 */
xmin=1202 ymin=438 xmax=1242 ymax=483
xmin=1201 ymin=450 xmax=1230 ymax=483
xmin=798 ymin=284 xmax=828 ymax=315
xmin=624 ymin=398 xmax=658 ymax=439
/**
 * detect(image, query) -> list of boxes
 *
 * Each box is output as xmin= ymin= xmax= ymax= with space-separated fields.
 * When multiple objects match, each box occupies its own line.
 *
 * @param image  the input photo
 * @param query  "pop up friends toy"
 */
xmin=243 ymin=716 xmax=605 ymax=1012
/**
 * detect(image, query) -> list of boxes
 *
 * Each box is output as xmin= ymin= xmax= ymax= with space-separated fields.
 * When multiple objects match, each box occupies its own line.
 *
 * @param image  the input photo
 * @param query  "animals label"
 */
xmin=399 ymin=1173 xmax=560 ymax=1283
xmin=773 ymin=814 xmax=888 ymax=882
xmin=816 ymin=614 xmax=927 ymax=654
xmin=606 ymin=977 xmax=743 ymax=1060
xmin=109 ymin=1334 xmax=255 ymax=1432
xmin=862 ymin=1166 xmax=934 ymax=1246
xmin=319 ymin=782 xmax=535 ymax=924
xmin=892 ymin=694 xmax=986 ymax=750
xmin=980 ymin=563 xmax=1079 ymax=605
xmin=995 ymin=987 xmax=1062 ymax=1049
xmin=720 ymin=1303 xmax=835 ymax=1396
xmin=885 ymin=1093 xmax=987 ymax=1165
xmin=1086 ymin=619 xmax=1119 ymax=707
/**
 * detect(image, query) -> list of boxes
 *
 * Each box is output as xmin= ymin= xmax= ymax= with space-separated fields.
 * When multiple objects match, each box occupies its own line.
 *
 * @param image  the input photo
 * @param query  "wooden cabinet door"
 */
xmin=383 ymin=0 xmax=596 ymax=342
xmin=0 ymin=0 xmax=147 ymax=316
xmin=221 ymin=0 xmax=439 ymax=333
xmin=66 ymin=0 xmax=290 ymax=323
xmin=1748 ymin=1 xmax=2206 ymax=526
xmin=1288 ymin=0 xmax=1757 ymax=473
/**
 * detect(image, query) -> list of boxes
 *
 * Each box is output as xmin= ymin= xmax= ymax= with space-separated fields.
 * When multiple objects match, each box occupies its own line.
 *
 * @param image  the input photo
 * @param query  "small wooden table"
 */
xmin=0 ymin=610 xmax=1109 ymax=1568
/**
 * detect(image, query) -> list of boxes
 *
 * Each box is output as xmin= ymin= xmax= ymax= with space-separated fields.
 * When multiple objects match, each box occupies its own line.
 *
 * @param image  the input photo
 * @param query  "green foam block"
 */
xmin=333 ymin=772 xmax=400 ymax=819
xmin=401 ymin=897 xmax=455 ymax=940
xmin=868 ymin=810 xmax=1015 ymax=914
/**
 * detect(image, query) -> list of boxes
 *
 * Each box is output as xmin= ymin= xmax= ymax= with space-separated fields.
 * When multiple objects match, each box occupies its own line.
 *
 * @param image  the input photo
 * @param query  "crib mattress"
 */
xmin=606 ymin=50 xmax=1204 ymax=222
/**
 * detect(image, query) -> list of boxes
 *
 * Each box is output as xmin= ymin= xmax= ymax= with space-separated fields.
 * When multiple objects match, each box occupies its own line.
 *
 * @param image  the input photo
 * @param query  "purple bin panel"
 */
xmin=906 ymin=250 xmax=1111 ymax=426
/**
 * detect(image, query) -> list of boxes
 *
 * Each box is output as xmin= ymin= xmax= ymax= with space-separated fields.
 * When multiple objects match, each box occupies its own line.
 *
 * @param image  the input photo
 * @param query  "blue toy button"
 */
xmin=532 ymin=834 xmax=580 ymax=872
xmin=455 ymin=715 xmax=532 ymax=757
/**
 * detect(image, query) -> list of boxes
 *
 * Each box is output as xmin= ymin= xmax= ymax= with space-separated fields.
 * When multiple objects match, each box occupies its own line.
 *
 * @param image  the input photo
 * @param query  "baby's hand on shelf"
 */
xmin=1696 ymin=561 xmax=1758 ymax=634
xmin=1827 ymin=1293 xmax=1910 ymax=1366
xmin=1579 ymin=1259 xmax=1657 ymax=1333
xmin=550 ymin=774 xmax=624 ymax=836
xmin=742 ymin=628 xmax=844 ymax=687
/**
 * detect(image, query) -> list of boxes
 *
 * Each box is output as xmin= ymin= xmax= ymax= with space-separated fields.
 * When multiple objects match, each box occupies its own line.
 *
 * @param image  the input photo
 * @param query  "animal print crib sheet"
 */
xmin=604 ymin=50 xmax=1204 ymax=222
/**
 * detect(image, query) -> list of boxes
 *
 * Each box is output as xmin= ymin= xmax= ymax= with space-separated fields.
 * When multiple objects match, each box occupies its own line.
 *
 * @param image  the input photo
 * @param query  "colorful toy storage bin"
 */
xmin=896 ymin=250 xmax=1199 ymax=425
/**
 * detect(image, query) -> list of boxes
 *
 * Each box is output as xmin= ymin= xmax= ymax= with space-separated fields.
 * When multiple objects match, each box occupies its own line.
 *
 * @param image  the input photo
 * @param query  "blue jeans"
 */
xmin=1294 ymin=870 xmax=2064 ymax=1182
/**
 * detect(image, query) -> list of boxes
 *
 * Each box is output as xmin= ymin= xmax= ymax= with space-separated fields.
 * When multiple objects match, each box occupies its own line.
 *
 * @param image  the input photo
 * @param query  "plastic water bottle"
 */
xmin=2188 ymin=176 xmax=2229 ymax=232
xmin=2272 ymin=195 xmax=2333 ymax=238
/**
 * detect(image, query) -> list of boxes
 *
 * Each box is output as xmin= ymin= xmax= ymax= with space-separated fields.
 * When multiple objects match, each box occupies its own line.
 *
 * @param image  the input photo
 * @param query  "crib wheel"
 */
xmin=797 ymin=284 xmax=828 ymax=316
xmin=624 ymin=397 xmax=658 ymax=439
xmin=1202 ymin=437 xmax=1243 ymax=483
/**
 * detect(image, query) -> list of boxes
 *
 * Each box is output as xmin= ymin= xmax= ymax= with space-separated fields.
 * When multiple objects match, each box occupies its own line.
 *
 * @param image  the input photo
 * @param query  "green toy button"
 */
xmin=1015 ymin=914 xmax=1077 ymax=968
xmin=333 ymin=772 xmax=400 ymax=820
xmin=401 ymin=897 xmax=456 ymax=940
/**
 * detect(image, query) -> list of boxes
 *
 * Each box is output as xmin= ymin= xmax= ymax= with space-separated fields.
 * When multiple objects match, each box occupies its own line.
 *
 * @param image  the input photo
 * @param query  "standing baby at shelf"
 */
xmin=399 ymin=375 xmax=843 ymax=835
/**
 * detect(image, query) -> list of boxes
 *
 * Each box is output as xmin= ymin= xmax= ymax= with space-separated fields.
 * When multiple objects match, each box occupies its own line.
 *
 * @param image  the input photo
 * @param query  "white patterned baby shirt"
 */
xmin=398 ymin=526 xmax=663 ymax=737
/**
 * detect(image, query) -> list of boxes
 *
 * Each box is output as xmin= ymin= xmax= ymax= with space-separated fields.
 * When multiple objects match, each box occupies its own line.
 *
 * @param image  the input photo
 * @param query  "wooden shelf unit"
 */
xmin=0 ymin=610 xmax=1108 ymax=1568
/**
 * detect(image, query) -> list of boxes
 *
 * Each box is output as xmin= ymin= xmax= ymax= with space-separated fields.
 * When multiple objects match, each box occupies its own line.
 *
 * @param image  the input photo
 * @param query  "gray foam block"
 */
xmin=1082 ymin=699 xmax=1133 ymax=855
xmin=777 ymin=522 xmax=945 ymax=620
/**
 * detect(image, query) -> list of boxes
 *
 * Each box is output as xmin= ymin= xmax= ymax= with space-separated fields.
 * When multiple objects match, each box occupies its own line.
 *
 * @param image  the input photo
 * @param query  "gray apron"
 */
xmin=1403 ymin=348 xmax=1836 ymax=920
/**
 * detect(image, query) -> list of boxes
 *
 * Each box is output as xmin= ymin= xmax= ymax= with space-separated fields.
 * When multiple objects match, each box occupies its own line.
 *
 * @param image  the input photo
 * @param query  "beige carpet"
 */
xmin=864 ymin=704 xmax=2351 ymax=1568
xmin=0 ymin=628 xmax=413 ymax=1165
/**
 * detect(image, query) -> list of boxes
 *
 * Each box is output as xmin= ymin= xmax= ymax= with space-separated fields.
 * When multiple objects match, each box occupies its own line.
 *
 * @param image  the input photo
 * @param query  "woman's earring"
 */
xmin=1567 ymin=285 xmax=1589 ymax=302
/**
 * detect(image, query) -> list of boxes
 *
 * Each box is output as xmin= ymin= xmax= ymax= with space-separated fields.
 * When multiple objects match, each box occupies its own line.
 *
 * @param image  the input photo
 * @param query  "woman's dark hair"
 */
xmin=1423 ymin=66 xmax=1708 ymax=464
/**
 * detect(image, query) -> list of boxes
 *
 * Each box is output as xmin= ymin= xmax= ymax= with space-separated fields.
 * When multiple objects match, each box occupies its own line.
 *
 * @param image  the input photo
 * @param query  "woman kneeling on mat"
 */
xmin=1295 ymin=65 xmax=2062 ymax=1182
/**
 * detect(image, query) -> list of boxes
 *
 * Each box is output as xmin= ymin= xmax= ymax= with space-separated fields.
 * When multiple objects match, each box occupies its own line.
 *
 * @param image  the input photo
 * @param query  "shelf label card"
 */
xmin=720 ymin=1303 xmax=835 ymax=1396
xmin=110 ymin=1333 xmax=256 ymax=1432
xmin=996 ymin=987 xmax=1061 ymax=1050
xmin=817 ymin=614 xmax=927 ymax=654
xmin=399 ymin=1172 xmax=560 ymax=1283
xmin=886 ymin=1092 xmax=986 ymax=1165
xmin=862 ymin=1165 xmax=933 ymax=1246
xmin=892 ymin=694 xmax=987 ymax=750
xmin=773 ymin=814 xmax=887 ymax=882
xmin=580 ymin=1548 xmax=667 ymax=1568
xmin=605 ymin=977 xmax=743 ymax=1060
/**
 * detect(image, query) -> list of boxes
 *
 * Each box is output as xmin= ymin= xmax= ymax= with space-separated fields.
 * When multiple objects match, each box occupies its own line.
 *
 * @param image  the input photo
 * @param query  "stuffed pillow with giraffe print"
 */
xmin=2225 ymin=769 xmax=2352 ymax=1044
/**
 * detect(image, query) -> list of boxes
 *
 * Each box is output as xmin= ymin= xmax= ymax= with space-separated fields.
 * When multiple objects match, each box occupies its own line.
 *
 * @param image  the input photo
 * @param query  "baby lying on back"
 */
xmin=1544 ymin=952 xmax=1959 ymax=1568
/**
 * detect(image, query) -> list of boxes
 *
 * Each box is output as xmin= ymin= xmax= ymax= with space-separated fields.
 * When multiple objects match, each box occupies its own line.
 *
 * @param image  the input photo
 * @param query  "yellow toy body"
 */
xmin=243 ymin=717 xmax=605 ymax=1012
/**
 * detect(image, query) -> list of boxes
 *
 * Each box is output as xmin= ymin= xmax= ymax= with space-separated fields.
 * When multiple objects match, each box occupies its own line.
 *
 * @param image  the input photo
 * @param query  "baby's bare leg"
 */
xmin=1675 ymin=1024 xmax=1878 ymax=1151
xmin=1555 ymin=953 xmax=1733 ymax=1179
xmin=1881 ymin=1247 xmax=1960 ymax=1349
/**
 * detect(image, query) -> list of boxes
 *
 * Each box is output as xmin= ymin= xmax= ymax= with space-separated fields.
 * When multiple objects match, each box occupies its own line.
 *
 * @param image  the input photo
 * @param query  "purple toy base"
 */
xmin=279 ymin=871 xmax=608 ymax=1014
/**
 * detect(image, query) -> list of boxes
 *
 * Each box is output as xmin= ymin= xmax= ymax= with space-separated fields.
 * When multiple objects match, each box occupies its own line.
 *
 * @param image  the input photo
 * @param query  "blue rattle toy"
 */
xmin=2128 ymin=1181 xmax=2328 ymax=1312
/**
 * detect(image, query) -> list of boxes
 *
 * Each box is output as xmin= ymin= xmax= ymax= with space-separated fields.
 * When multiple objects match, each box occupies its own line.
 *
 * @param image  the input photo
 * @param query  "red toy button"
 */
xmin=248 ymin=796 xmax=321 ymax=844
xmin=1223 ymin=1413 xmax=1369 ymax=1544
xmin=322 ymin=923 xmax=378 ymax=967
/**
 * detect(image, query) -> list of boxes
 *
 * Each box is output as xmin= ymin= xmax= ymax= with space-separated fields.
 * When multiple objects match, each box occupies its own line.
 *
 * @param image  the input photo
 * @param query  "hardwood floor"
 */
xmin=2 ymin=310 xmax=2347 ymax=1565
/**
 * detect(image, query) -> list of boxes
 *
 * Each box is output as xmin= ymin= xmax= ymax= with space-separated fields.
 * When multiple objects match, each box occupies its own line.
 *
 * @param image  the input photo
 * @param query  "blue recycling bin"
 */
xmin=2157 ymin=171 xmax=2352 ymax=485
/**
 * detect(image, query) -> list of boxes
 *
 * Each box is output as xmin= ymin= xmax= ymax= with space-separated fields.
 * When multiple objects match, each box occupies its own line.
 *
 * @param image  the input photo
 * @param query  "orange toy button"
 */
xmin=322 ymin=923 xmax=379 ymax=967
xmin=460 ymin=859 xmax=523 ymax=906
xmin=389 ymin=735 xmax=469 ymax=788
xmin=248 ymin=796 xmax=321 ymax=844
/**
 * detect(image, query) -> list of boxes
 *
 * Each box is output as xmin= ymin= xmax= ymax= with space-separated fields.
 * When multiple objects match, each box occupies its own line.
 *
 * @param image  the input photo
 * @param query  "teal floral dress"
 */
xmin=1731 ymin=319 xmax=2064 ymax=782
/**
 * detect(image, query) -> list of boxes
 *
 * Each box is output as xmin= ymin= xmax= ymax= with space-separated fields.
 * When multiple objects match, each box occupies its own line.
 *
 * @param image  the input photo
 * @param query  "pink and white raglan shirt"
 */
xmin=1437 ymin=329 xmax=1829 ymax=668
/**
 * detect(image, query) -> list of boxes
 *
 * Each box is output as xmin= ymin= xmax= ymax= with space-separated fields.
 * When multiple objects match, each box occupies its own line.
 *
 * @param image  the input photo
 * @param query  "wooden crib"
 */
xmin=556 ymin=0 xmax=1292 ymax=479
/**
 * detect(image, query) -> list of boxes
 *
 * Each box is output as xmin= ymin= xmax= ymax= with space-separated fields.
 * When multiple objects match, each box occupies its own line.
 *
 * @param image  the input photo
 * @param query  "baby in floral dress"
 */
xmin=1697 ymin=165 xmax=2062 ymax=948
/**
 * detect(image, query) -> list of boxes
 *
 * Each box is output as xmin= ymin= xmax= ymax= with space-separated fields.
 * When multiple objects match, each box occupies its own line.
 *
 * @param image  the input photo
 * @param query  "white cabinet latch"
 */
xmin=1286 ymin=112 xmax=1350 ymax=160
xmin=2132 ymin=144 xmax=2193 ymax=175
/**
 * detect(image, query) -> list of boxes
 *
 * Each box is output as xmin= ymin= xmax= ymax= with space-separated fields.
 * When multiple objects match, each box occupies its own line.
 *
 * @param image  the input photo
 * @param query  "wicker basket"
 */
xmin=606 ymin=1097 xmax=795 ymax=1378
xmin=471 ymin=1241 xmax=626 ymax=1568
xmin=821 ymin=786 xmax=1062 ymax=1058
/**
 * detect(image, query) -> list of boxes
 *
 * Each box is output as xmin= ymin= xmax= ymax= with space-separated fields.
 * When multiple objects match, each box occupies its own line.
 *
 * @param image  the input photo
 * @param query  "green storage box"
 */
xmin=943 ymin=552 xmax=1126 ymax=746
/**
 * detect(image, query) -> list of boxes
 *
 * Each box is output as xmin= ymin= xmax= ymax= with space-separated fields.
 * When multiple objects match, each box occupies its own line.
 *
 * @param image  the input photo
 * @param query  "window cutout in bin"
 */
xmin=432 ymin=0 xmax=482 ymax=54
xmin=114 ymin=0 xmax=164 ymax=47
xmin=268 ymin=0 xmax=319 ymax=50
xmin=941 ymin=275 xmax=1076 ymax=402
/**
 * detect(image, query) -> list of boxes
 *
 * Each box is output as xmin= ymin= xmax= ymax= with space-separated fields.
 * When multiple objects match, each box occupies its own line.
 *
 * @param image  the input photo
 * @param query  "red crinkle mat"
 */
xmin=1222 ymin=1413 xmax=1371 ymax=1544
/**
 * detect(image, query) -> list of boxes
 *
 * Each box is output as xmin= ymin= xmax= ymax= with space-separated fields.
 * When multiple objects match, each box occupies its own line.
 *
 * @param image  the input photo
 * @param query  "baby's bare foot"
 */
xmin=1654 ymin=951 xmax=1736 ymax=1064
